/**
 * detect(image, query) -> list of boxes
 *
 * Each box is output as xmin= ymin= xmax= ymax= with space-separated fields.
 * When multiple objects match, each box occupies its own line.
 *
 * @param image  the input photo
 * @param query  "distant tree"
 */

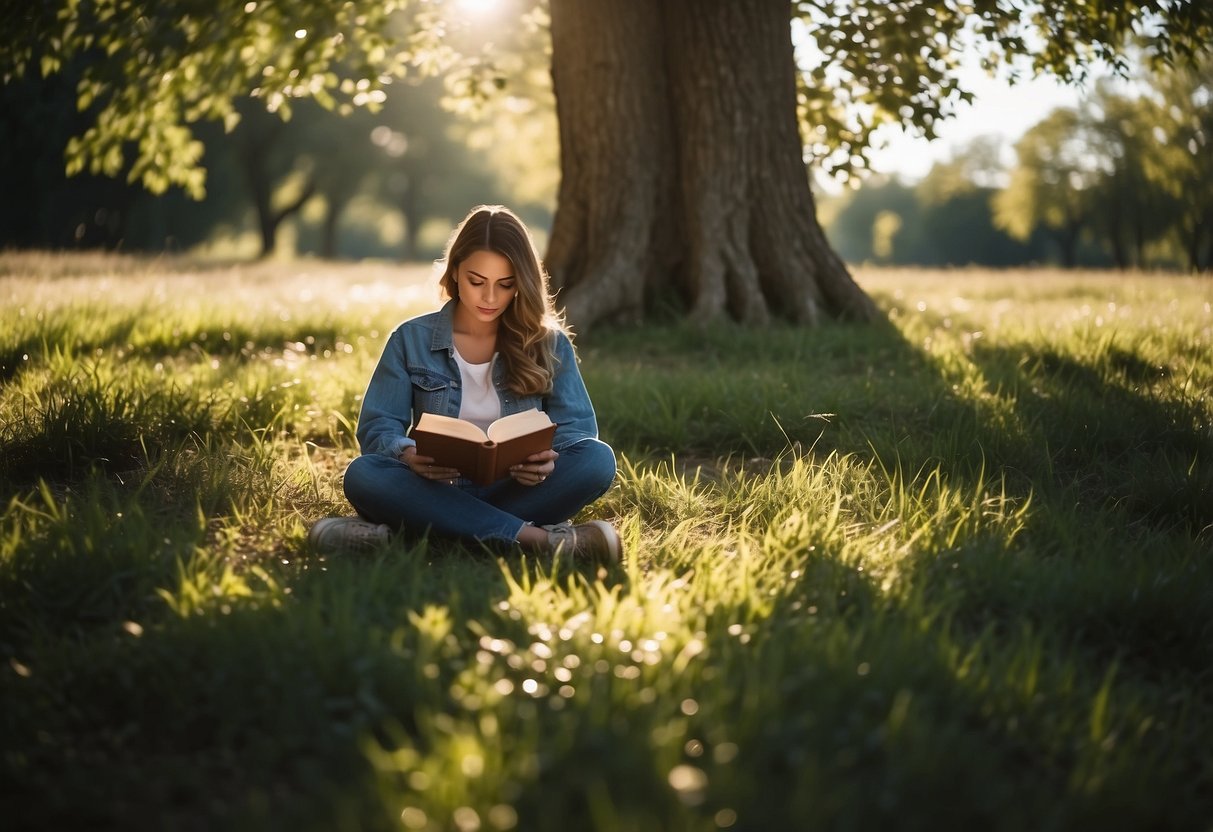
xmin=994 ymin=109 xmax=1100 ymax=267
xmin=907 ymin=199 xmax=1041 ymax=268
xmin=1082 ymin=85 xmax=1179 ymax=269
xmin=825 ymin=142 xmax=1042 ymax=269
xmin=996 ymin=72 xmax=1206 ymax=272
xmin=0 ymin=64 xmax=150 ymax=249
xmin=203 ymin=83 xmax=512 ymax=260
xmin=916 ymin=137 xmax=1008 ymax=205
xmin=822 ymin=178 xmax=918 ymax=264
xmin=1145 ymin=55 xmax=1213 ymax=271
xmin=994 ymin=67 xmax=1213 ymax=271
xmin=900 ymin=138 xmax=1042 ymax=266
xmin=369 ymin=78 xmax=506 ymax=260
xmin=223 ymin=101 xmax=319 ymax=258
xmin=295 ymin=105 xmax=379 ymax=260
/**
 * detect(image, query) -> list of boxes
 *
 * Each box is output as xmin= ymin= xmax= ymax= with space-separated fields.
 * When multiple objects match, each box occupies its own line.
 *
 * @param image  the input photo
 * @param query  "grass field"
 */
xmin=1 ymin=253 xmax=1211 ymax=831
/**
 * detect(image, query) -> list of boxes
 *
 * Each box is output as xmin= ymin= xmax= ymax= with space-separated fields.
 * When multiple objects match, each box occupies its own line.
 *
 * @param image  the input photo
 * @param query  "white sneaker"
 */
xmin=308 ymin=516 xmax=391 ymax=554
xmin=542 ymin=520 xmax=622 ymax=565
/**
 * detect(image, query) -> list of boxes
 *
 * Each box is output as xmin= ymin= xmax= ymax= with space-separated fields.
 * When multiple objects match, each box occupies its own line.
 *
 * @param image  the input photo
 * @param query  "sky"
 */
xmin=860 ymin=68 xmax=1088 ymax=183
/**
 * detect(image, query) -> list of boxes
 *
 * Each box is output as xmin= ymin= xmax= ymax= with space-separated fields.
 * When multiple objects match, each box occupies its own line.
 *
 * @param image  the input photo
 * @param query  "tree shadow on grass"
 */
xmin=829 ymin=313 xmax=1213 ymax=683
xmin=0 ymin=308 xmax=362 ymax=387
xmin=593 ymin=309 xmax=1212 ymax=684
xmin=967 ymin=341 xmax=1212 ymax=535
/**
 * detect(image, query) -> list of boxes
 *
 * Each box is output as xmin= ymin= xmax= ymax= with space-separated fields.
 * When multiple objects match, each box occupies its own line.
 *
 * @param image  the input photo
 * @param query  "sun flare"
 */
xmin=455 ymin=0 xmax=502 ymax=15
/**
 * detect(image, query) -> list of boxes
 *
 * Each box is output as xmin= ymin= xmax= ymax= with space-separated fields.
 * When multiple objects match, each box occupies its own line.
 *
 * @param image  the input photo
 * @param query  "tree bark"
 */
xmin=546 ymin=0 xmax=677 ymax=326
xmin=547 ymin=0 xmax=878 ymax=331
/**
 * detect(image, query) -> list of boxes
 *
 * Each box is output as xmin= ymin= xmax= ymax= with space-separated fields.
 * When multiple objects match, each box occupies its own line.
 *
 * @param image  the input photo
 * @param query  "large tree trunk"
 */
xmin=546 ymin=0 xmax=878 ymax=331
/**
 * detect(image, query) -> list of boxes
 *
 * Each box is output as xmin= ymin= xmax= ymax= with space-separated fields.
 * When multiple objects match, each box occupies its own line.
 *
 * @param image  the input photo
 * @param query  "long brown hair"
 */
xmin=438 ymin=205 xmax=565 ymax=396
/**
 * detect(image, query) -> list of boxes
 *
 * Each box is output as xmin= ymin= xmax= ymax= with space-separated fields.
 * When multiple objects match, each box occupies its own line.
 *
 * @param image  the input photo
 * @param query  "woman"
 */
xmin=309 ymin=205 xmax=621 ymax=563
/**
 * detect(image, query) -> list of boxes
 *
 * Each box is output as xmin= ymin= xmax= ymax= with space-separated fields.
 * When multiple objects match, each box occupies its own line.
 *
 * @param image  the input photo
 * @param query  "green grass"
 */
xmin=1 ymin=254 xmax=1211 ymax=831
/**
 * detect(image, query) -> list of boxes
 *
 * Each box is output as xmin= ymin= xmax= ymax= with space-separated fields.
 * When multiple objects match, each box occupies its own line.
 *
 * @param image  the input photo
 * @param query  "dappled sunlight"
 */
xmin=856 ymin=267 xmax=1213 ymax=338
xmin=4 ymin=260 xmax=1212 ymax=829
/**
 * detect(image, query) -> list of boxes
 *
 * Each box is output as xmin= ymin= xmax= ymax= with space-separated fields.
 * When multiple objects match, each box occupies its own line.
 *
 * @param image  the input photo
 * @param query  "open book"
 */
xmin=411 ymin=408 xmax=556 ymax=486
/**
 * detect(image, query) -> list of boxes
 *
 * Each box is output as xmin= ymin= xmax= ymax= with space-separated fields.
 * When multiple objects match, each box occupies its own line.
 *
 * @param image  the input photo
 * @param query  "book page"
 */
xmin=486 ymin=409 xmax=554 ymax=444
xmin=415 ymin=412 xmax=489 ymax=443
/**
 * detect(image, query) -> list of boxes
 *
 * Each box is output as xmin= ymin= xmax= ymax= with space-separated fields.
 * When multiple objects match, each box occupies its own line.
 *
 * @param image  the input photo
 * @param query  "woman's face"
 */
xmin=455 ymin=249 xmax=517 ymax=325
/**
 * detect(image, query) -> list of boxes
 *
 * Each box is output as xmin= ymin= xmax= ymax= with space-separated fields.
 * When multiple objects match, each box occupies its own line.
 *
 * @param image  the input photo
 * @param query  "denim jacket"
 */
xmin=356 ymin=300 xmax=599 ymax=459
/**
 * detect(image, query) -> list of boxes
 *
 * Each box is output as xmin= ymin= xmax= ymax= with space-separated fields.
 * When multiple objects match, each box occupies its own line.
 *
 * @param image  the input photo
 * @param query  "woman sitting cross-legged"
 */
xmin=308 ymin=204 xmax=620 ymax=564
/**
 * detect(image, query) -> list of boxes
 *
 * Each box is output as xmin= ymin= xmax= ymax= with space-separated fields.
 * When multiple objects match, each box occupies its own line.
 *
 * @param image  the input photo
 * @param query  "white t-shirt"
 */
xmin=454 ymin=349 xmax=501 ymax=432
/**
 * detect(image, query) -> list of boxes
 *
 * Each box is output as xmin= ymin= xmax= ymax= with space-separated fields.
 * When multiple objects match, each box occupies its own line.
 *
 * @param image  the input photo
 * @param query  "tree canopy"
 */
xmin=795 ymin=0 xmax=1213 ymax=181
xmin=992 ymin=57 xmax=1213 ymax=270
xmin=5 ymin=0 xmax=1210 ymax=199
xmin=821 ymin=54 xmax=1212 ymax=272
xmin=2 ymin=0 xmax=441 ymax=197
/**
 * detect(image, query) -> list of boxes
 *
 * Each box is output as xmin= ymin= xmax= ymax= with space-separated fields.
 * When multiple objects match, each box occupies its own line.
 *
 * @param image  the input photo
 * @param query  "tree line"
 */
xmin=5 ymin=46 xmax=1209 ymax=275
xmin=826 ymin=56 xmax=1213 ymax=272
xmin=0 ymin=61 xmax=556 ymax=260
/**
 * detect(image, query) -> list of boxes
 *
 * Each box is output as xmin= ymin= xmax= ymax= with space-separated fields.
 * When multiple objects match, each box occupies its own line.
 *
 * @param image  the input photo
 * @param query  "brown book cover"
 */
xmin=410 ymin=409 xmax=556 ymax=486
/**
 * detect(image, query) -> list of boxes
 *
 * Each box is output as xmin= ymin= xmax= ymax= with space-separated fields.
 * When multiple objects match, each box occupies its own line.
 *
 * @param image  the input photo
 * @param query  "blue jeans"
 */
xmin=343 ymin=438 xmax=617 ymax=544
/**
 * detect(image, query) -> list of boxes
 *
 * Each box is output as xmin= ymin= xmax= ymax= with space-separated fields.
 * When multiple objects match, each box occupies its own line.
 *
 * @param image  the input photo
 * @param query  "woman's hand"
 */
xmin=510 ymin=449 xmax=558 ymax=487
xmin=400 ymin=446 xmax=461 ymax=484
